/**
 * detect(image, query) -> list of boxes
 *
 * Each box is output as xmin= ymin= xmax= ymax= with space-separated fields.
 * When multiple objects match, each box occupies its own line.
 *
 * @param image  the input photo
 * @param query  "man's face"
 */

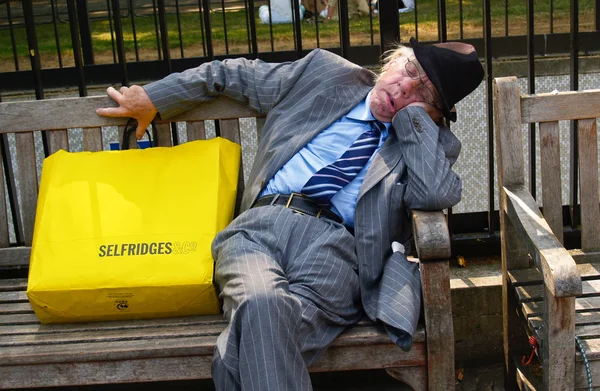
xmin=370 ymin=56 xmax=440 ymax=123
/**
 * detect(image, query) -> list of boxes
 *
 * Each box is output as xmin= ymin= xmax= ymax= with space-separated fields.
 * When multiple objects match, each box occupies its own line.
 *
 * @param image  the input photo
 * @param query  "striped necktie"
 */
xmin=301 ymin=120 xmax=384 ymax=206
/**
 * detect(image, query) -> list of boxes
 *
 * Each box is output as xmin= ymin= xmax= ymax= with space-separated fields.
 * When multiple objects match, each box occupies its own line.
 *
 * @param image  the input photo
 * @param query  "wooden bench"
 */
xmin=494 ymin=76 xmax=600 ymax=389
xmin=0 ymin=94 xmax=455 ymax=390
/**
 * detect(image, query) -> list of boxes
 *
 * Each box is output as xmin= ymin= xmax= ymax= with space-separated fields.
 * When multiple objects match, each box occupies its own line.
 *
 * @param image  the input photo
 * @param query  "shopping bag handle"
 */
xmin=121 ymin=118 xmax=158 ymax=150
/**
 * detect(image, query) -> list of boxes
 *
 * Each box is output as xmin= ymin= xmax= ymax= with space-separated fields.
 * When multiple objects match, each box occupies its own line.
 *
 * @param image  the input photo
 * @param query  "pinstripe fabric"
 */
xmin=211 ymin=206 xmax=361 ymax=390
xmin=144 ymin=48 xmax=463 ymax=388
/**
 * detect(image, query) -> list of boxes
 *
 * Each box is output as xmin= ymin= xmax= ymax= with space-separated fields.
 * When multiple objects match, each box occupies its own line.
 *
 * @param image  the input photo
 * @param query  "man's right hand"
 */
xmin=96 ymin=85 xmax=158 ymax=140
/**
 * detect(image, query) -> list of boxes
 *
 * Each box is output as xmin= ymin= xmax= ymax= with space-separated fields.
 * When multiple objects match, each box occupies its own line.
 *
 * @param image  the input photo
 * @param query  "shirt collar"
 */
xmin=346 ymin=91 xmax=392 ymax=132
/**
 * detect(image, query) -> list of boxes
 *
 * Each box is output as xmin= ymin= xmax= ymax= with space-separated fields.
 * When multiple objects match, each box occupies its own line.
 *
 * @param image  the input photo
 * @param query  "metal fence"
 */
xmin=0 ymin=0 xmax=599 ymax=255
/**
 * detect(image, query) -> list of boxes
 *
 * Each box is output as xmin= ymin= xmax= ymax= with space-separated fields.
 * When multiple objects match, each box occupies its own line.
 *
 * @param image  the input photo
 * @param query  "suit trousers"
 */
xmin=211 ymin=205 xmax=363 ymax=390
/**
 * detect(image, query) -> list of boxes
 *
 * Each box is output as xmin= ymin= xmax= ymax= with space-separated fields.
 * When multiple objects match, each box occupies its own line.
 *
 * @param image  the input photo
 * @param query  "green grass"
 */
xmin=0 ymin=0 xmax=595 ymax=71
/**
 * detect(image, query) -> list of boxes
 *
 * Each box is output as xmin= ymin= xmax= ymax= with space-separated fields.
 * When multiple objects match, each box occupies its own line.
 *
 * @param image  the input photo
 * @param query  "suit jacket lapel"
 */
xmin=357 ymin=134 xmax=401 ymax=202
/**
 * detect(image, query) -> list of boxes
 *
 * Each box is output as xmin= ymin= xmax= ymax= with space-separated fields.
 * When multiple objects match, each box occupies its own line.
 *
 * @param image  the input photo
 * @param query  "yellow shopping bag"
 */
xmin=27 ymin=137 xmax=240 ymax=324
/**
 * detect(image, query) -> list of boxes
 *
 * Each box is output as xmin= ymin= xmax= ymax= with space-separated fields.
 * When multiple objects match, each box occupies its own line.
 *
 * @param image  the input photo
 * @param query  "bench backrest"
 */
xmin=0 ymin=95 xmax=265 ymax=270
xmin=494 ymin=76 xmax=600 ymax=251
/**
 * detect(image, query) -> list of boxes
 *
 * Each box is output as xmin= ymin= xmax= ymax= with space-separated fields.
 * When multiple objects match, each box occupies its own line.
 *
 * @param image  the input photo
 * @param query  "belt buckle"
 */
xmin=286 ymin=193 xmax=305 ymax=216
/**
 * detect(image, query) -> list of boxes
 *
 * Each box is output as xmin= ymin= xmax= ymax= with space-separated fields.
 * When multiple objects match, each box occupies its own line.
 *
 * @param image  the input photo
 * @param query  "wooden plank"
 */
xmin=517 ymin=279 xmax=600 ymax=302
xmin=0 ymin=314 xmax=37 ymax=326
xmin=186 ymin=121 xmax=206 ymax=142
xmin=0 ymin=303 xmax=32 ymax=315
xmin=0 ymin=315 xmax=225 ymax=336
xmin=510 ymin=262 xmax=600 ymax=286
xmin=83 ymin=127 xmax=103 ymax=152
xmin=154 ymin=122 xmax=173 ymax=147
xmin=494 ymin=78 xmax=533 ymax=386
xmin=526 ymin=298 xmax=600 ymax=319
xmin=539 ymin=121 xmax=564 ymax=244
xmin=0 ymin=247 xmax=30 ymax=268
xmin=0 ymin=279 xmax=26 ymax=292
xmin=574 ymin=356 xmax=600 ymax=389
xmin=420 ymin=259 xmax=454 ymax=389
xmin=542 ymin=286 xmax=576 ymax=390
xmin=0 ymin=96 xmax=263 ymax=133
xmin=504 ymin=185 xmax=581 ymax=298
xmin=14 ymin=132 xmax=38 ymax=246
xmin=529 ymin=310 xmax=600 ymax=327
xmin=0 ymin=291 xmax=27 ymax=303
xmin=219 ymin=119 xmax=244 ymax=217
xmin=0 ymin=141 xmax=10 ymax=248
xmin=1 ymin=324 xmax=226 ymax=347
xmin=521 ymin=89 xmax=600 ymax=124
xmin=411 ymin=210 xmax=450 ymax=260
xmin=255 ymin=116 xmax=266 ymax=142
xmin=46 ymin=130 xmax=69 ymax=154
xmin=577 ymin=118 xmax=600 ymax=251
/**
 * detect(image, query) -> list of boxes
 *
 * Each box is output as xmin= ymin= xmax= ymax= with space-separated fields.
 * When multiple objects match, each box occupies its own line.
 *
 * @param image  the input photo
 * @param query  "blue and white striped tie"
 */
xmin=301 ymin=120 xmax=383 ymax=206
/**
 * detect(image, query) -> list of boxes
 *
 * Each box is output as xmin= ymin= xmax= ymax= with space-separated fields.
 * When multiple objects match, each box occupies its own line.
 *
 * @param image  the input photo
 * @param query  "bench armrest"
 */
xmin=503 ymin=185 xmax=582 ymax=298
xmin=411 ymin=210 xmax=451 ymax=261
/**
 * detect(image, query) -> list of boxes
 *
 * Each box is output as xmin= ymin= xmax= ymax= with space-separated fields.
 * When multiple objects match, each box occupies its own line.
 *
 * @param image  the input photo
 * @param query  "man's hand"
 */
xmin=96 ymin=85 xmax=158 ymax=139
xmin=406 ymin=101 xmax=443 ymax=124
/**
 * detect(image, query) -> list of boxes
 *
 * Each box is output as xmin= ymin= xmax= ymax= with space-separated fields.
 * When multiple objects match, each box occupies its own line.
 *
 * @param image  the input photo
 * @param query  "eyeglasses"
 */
xmin=404 ymin=58 xmax=440 ymax=109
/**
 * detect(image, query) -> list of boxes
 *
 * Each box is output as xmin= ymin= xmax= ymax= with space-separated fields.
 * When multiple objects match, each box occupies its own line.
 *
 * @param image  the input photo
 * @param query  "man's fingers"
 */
xmin=136 ymin=124 xmax=149 ymax=140
xmin=105 ymin=86 xmax=123 ymax=103
xmin=95 ymin=106 xmax=129 ymax=117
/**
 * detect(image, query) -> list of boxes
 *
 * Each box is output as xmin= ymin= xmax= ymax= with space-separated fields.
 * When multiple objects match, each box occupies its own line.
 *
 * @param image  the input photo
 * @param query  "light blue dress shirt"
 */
xmin=259 ymin=91 xmax=391 ymax=227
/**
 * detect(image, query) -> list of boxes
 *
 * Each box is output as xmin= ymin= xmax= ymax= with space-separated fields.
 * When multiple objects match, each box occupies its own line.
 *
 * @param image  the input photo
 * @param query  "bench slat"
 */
xmin=0 ymin=144 xmax=10 ymax=248
xmin=510 ymin=262 xmax=600 ymax=287
xmin=47 ymin=130 xmax=69 ymax=155
xmin=0 ymin=279 xmax=26 ymax=292
xmin=516 ymin=279 xmax=600 ymax=302
xmin=219 ymin=119 xmax=244 ymax=216
xmin=0 ymin=291 xmax=27 ymax=304
xmin=578 ymin=118 xmax=600 ymax=251
xmin=155 ymin=123 xmax=173 ymax=147
xmin=83 ymin=127 xmax=103 ymax=152
xmin=0 ymin=247 xmax=31 ymax=269
xmin=524 ymin=298 xmax=600 ymax=318
xmin=186 ymin=121 xmax=206 ymax=142
xmin=0 ymin=314 xmax=37 ymax=325
xmin=14 ymin=132 xmax=38 ymax=246
xmin=0 ymin=96 xmax=263 ymax=133
xmin=0 ymin=303 xmax=31 ymax=315
xmin=520 ymin=89 xmax=600 ymax=124
xmin=539 ymin=121 xmax=564 ymax=244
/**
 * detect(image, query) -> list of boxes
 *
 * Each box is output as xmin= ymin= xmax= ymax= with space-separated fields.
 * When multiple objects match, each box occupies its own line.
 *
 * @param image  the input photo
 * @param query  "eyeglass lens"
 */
xmin=405 ymin=60 xmax=434 ymax=104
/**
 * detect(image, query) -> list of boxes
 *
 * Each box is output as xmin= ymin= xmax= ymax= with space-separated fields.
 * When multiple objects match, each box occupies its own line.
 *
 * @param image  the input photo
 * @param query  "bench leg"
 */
xmin=386 ymin=366 xmax=427 ymax=391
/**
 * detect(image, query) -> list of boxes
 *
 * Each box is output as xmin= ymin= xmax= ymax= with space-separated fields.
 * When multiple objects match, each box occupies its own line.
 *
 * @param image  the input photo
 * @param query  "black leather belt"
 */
xmin=252 ymin=193 xmax=344 ymax=225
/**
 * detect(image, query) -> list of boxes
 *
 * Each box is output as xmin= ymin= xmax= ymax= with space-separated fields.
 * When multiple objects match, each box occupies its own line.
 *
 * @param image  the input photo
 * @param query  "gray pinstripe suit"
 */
xmin=144 ymin=48 xmax=462 ymax=390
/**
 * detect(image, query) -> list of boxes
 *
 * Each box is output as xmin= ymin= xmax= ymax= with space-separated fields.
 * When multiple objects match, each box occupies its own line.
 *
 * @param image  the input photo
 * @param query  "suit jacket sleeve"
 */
xmin=392 ymin=105 xmax=462 ymax=211
xmin=143 ymin=50 xmax=323 ymax=120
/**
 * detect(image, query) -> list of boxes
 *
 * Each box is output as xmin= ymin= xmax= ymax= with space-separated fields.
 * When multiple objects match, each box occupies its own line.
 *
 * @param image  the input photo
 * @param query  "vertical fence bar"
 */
xmin=158 ymin=0 xmax=172 ymax=73
xmin=504 ymin=0 xmax=508 ymax=36
xmin=550 ymin=0 xmax=554 ymax=33
xmin=128 ymin=0 xmax=140 ymax=61
xmin=6 ymin=1 xmax=20 ymax=71
xmin=152 ymin=0 xmax=162 ymax=59
xmin=67 ymin=0 xmax=88 ymax=96
xmin=569 ymin=0 xmax=579 ymax=228
xmin=175 ymin=0 xmax=185 ymax=57
xmin=483 ymin=0 xmax=496 ymax=234
xmin=596 ymin=0 xmax=599 ymax=30
xmin=0 ymin=135 xmax=23 ymax=245
xmin=292 ymin=0 xmax=302 ymax=58
xmin=459 ymin=0 xmax=463 ymax=39
xmin=267 ymin=0 xmax=275 ymax=51
xmin=106 ymin=0 xmax=117 ymax=62
xmin=527 ymin=0 xmax=536 ymax=200
xmin=244 ymin=0 xmax=251 ymax=53
xmin=413 ymin=0 xmax=418 ymax=41
xmin=314 ymin=0 xmax=321 ymax=47
xmin=197 ymin=0 xmax=207 ymax=56
xmin=438 ymin=0 xmax=447 ymax=42
xmin=23 ymin=0 xmax=44 ymax=100
xmin=111 ymin=0 xmax=129 ymax=86
xmin=379 ymin=0 xmax=399 ymax=53
xmin=368 ymin=0 xmax=374 ymax=45
xmin=221 ymin=0 xmax=229 ymax=54
xmin=50 ymin=0 xmax=63 ymax=67
xmin=202 ymin=0 xmax=214 ymax=59
xmin=247 ymin=0 xmax=258 ymax=57
xmin=339 ymin=0 xmax=350 ymax=58
xmin=76 ymin=0 xmax=95 ymax=64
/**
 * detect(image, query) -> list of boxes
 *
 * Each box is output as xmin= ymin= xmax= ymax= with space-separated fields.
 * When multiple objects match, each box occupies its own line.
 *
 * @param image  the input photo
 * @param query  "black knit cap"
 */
xmin=410 ymin=37 xmax=484 ymax=122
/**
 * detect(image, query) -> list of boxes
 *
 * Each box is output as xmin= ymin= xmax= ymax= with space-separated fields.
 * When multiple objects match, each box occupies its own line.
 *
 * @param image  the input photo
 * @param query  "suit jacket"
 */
xmin=145 ymin=49 xmax=462 ymax=350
